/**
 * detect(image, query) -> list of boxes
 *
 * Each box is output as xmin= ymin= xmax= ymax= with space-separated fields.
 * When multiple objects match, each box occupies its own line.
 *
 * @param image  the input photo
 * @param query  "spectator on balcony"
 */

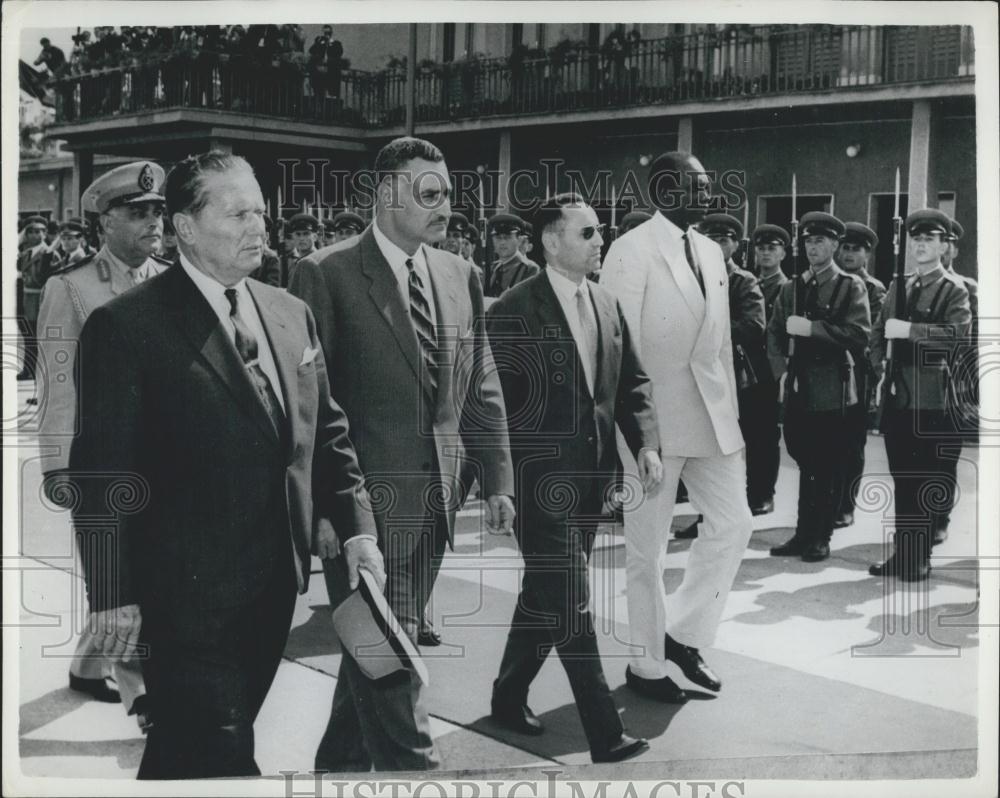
xmin=34 ymin=38 xmax=67 ymax=79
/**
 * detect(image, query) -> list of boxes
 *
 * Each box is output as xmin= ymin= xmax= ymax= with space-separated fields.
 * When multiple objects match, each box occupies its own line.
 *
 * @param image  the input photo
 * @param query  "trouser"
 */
xmin=137 ymin=547 xmax=297 ymax=780
xmin=70 ymin=627 xmax=147 ymax=711
xmin=883 ymin=409 xmax=955 ymax=568
xmin=315 ymin=516 xmax=447 ymax=772
xmin=784 ymin=405 xmax=851 ymax=544
xmin=494 ymin=517 xmax=623 ymax=755
xmin=837 ymin=403 xmax=869 ymax=517
xmin=738 ymin=380 xmax=781 ymax=504
xmin=621 ymin=448 xmax=752 ymax=677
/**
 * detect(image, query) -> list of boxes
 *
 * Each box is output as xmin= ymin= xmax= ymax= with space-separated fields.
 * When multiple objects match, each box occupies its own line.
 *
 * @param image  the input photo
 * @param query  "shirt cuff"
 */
xmin=343 ymin=533 xmax=378 ymax=547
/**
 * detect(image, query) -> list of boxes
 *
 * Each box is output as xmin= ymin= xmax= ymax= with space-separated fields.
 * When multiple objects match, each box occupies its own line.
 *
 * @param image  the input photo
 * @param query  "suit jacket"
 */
xmin=37 ymin=248 xmax=170 ymax=472
xmin=289 ymin=227 xmax=514 ymax=552
xmin=68 ymin=264 xmax=375 ymax=614
xmin=486 ymin=272 xmax=659 ymax=535
xmin=600 ymin=211 xmax=743 ymax=457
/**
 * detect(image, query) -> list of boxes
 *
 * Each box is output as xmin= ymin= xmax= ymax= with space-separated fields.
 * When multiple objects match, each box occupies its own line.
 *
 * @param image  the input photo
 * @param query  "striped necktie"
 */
xmin=406 ymin=258 xmax=438 ymax=397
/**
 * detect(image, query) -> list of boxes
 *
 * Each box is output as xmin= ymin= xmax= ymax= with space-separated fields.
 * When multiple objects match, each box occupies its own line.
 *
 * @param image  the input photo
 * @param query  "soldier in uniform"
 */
xmin=868 ymin=209 xmax=972 ymax=580
xmin=16 ymin=215 xmax=59 ymax=381
xmin=159 ymin=215 xmax=181 ymax=265
xmin=280 ymin=212 xmax=319 ymax=287
xmin=486 ymin=213 xmax=540 ymax=297
xmin=618 ymin=210 xmax=652 ymax=237
xmin=57 ymin=218 xmax=93 ymax=268
xmin=832 ymin=222 xmax=886 ymax=528
xmin=701 ymin=214 xmax=772 ymax=515
xmin=518 ymin=220 xmax=535 ymax=261
xmin=329 ymin=210 xmax=365 ymax=243
xmin=443 ymin=211 xmax=471 ymax=256
xmin=767 ymin=212 xmax=871 ymax=562
xmin=249 ymin=214 xmax=283 ymax=286
xmin=36 ymin=160 xmax=173 ymax=730
xmin=752 ymin=224 xmax=790 ymax=511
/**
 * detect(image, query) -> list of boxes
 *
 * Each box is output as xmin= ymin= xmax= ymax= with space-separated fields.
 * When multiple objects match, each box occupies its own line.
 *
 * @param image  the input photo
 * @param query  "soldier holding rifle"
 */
xmin=767 ymin=210 xmax=870 ymax=563
xmin=868 ymin=209 xmax=971 ymax=582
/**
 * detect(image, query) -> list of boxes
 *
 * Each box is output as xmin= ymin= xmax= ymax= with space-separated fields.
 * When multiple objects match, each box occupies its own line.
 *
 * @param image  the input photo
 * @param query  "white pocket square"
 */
xmin=299 ymin=347 xmax=319 ymax=366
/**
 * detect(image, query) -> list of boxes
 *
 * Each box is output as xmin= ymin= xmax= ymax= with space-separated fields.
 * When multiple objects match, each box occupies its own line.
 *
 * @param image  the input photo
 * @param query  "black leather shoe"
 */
xmin=832 ymin=512 xmax=854 ymax=529
xmin=770 ymin=537 xmax=807 ymax=556
xmin=69 ymin=673 xmax=122 ymax=703
xmin=625 ymin=666 xmax=687 ymax=703
xmin=490 ymin=702 xmax=544 ymax=735
xmin=664 ymin=634 xmax=721 ymax=692
xmin=801 ymin=541 xmax=830 ymax=562
xmin=750 ymin=499 xmax=774 ymax=516
xmin=417 ymin=624 xmax=442 ymax=646
xmin=932 ymin=526 xmax=949 ymax=546
xmin=591 ymin=734 xmax=649 ymax=763
xmin=868 ymin=557 xmax=900 ymax=577
xmin=899 ymin=563 xmax=931 ymax=582
xmin=674 ymin=516 xmax=702 ymax=539
xmin=129 ymin=695 xmax=153 ymax=734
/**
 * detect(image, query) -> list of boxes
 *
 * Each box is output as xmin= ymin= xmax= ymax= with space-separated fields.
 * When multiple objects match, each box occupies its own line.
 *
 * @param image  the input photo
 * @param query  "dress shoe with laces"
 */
xmin=625 ymin=666 xmax=687 ymax=703
xmin=770 ymin=536 xmax=808 ymax=557
xmin=832 ymin=512 xmax=854 ymax=529
xmin=750 ymin=499 xmax=774 ymax=516
xmin=591 ymin=734 xmax=649 ymax=763
xmin=69 ymin=673 xmax=121 ymax=703
xmin=868 ymin=557 xmax=899 ymax=577
xmin=417 ymin=622 xmax=442 ymax=647
xmin=664 ymin=633 xmax=721 ymax=692
xmin=801 ymin=541 xmax=830 ymax=562
xmin=490 ymin=701 xmax=544 ymax=736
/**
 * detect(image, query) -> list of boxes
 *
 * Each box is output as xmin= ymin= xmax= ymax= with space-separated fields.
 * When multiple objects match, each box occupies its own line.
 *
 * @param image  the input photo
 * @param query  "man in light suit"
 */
xmin=487 ymin=194 xmax=662 ymax=763
xmin=69 ymin=152 xmax=381 ymax=779
xmin=290 ymin=137 xmax=515 ymax=771
xmin=600 ymin=151 xmax=753 ymax=701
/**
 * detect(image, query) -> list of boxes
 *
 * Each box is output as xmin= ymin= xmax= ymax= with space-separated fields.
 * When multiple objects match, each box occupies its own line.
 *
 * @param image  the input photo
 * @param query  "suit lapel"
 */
xmin=359 ymin=230 xmax=436 ymax=404
xmin=689 ymin=231 xmax=723 ymax=353
xmin=651 ymin=213 xmax=705 ymax=322
xmin=248 ymin=280 xmax=298 ymax=452
xmin=165 ymin=266 xmax=280 ymax=446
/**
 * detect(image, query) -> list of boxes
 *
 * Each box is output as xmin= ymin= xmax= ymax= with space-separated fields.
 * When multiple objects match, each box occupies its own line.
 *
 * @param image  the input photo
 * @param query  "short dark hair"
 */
xmin=374 ymin=137 xmax=444 ymax=185
xmin=530 ymin=192 xmax=586 ymax=253
xmin=164 ymin=150 xmax=255 ymax=218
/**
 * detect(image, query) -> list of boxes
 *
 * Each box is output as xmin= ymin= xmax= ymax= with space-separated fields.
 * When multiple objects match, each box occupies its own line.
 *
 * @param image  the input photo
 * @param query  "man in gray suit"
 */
xmin=291 ymin=136 xmax=515 ymax=771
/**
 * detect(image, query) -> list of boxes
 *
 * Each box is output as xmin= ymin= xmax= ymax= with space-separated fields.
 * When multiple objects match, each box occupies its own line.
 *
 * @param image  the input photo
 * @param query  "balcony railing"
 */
xmin=52 ymin=25 xmax=974 ymax=128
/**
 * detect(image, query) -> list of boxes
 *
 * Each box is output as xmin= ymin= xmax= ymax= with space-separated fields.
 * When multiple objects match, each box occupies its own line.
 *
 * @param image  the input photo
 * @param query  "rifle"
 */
xmin=875 ymin=167 xmax=904 ymax=430
xmin=739 ymin=202 xmax=752 ymax=273
xmin=783 ymin=173 xmax=800 ymax=406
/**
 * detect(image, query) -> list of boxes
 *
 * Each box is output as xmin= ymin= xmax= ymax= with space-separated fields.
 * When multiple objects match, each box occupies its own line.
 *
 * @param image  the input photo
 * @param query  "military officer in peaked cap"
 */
xmin=701 ymin=214 xmax=773 ymax=515
xmin=618 ymin=210 xmax=652 ymax=237
xmin=751 ymin=224 xmax=791 ymax=511
xmin=281 ymin=212 xmax=320 ymax=287
xmin=833 ymin=222 xmax=886 ymax=529
xmin=444 ymin=211 xmax=471 ymax=256
xmin=17 ymin=215 xmax=60 ymax=381
xmin=57 ymin=218 xmax=93 ymax=268
xmin=36 ymin=160 xmax=172 ymax=729
xmin=868 ymin=209 xmax=971 ymax=580
xmin=767 ymin=211 xmax=871 ymax=562
xmin=486 ymin=213 xmax=540 ymax=297
xmin=329 ymin=210 xmax=366 ymax=243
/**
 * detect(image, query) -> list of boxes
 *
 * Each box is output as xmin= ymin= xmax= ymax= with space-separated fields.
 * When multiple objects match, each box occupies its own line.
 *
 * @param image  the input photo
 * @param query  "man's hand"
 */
xmin=637 ymin=448 xmax=663 ymax=494
xmin=344 ymin=536 xmax=386 ymax=591
xmin=313 ymin=516 xmax=341 ymax=560
xmin=486 ymin=494 xmax=516 ymax=535
xmin=92 ymin=604 xmax=142 ymax=662
xmin=884 ymin=319 xmax=912 ymax=340
xmin=786 ymin=315 xmax=812 ymax=337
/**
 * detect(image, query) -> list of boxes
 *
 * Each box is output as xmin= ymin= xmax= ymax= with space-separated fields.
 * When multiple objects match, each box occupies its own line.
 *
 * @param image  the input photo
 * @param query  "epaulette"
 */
xmin=50 ymin=251 xmax=96 ymax=277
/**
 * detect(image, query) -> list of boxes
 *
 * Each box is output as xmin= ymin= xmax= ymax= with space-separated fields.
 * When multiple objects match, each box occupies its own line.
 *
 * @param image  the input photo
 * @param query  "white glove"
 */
xmin=884 ymin=319 xmax=912 ymax=340
xmin=786 ymin=315 xmax=812 ymax=337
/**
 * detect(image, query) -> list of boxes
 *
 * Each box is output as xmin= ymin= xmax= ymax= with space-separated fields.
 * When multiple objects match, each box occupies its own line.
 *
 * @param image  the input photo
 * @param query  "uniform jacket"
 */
xmin=36 ymin=247 xmax=171 ymax=472
xmin=289 ymin=226 xmax=514 ymax=552
xmin=758 ymin=269 xmax=789 ymax=324
xmin=857 ymin=268 xmax=887 ymax=325
xmin=486 ymin=271 xmax=659 ymax=532
xmin=486 ymin=252 xmax=540 ymax=297
xmin=18 ymin=244 xmax=63 ymax=320
xmin=725 ymin=259 xmax=769 ymax=388
xmin=68 ymin=264 xmax=375 ymax=613
xmin=871 ymin=266 xmax=971 ymax=412
xmin=599 ymin=211 xmax=743 ymax=457
xmin=249 ymin=247 xmax=282 ymax=286
xmin=767 ymin=263 xmax=871 ymax=412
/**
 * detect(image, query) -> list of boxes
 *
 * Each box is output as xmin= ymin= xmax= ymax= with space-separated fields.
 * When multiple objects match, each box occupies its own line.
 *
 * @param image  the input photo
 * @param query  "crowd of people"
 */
xmin=17 ymin=137 xmax=977 ymax=778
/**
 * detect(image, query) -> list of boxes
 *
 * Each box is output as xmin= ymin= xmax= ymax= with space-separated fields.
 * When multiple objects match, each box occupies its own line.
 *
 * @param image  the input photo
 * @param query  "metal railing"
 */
xmin=52 ymin=26 xmax=974 ymax=128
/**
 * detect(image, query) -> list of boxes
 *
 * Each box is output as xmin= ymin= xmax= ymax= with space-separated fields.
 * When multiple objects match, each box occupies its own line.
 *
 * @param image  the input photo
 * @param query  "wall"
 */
xmin=933 ymin=108 xmax=977 ymax=279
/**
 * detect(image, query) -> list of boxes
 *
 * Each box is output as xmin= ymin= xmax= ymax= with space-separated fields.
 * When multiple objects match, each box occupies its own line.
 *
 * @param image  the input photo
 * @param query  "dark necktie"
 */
xmin=405 ymin=258 xmax=438 ymax=397
xmin=682 ymin=233 xmax=706 ymax=296
xmin=224 ymin=288 xmax=285 ymax=437
xmin=905 ymin=279 xmax=923 ymax=320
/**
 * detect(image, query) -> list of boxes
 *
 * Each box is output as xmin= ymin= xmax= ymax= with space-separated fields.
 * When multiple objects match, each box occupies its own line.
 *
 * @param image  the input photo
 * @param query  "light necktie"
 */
xmin=575 ymin=285 xmax=599 ymax=393
xmin=224 ymin=288 xmax=285 ymax=437
xmin=405 ymin=258 xmax=438 ymax=397
xmin=682 ymin=233 xmax=706 ymax=296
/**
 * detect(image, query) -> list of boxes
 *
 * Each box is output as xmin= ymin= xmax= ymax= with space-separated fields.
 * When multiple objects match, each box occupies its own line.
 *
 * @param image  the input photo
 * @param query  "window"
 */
xmin=759 ymin=193 xmax=834 ymax=277
xmin=443 ymin=23 xmax=456 ymax=62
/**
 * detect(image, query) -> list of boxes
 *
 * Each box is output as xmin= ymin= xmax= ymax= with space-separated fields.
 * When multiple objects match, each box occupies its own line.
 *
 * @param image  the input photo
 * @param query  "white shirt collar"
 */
xmin=178 ymin=251 xmax=248 ymax=307
xmin=104 ymin=245 xmax=154 ymax=280
xmin=373 ymin=216 xmax=428 ymax=280
xmin=546 ymin=265 xmax=589 ymax=301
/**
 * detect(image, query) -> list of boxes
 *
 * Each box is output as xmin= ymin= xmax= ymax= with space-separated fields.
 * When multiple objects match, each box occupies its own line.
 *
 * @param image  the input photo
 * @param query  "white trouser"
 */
xmin=622 ymin=449 xmax=752 ymax=679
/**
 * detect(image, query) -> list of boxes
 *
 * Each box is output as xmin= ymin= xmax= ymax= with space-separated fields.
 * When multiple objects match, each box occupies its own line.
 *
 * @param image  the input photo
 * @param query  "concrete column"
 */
xmin=907 ymin=100 xmax=934 ymax=211
xmin=71 ymin=150 xmax=93 ymax=216
xmin=497 ymin=130 xmax=512 ymax=211
xmin=677 ymin=117 xmax=695 ymax=154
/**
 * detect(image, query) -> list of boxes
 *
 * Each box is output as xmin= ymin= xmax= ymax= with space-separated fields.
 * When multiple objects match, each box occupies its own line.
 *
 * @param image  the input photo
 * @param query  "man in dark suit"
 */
xmin=290 ymin=136 xmax=515 ymax=771
xmin=69 ymin=151 xmax=381 ymax=779
xmin=487 ymin=193 xmax=662 ymax=763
